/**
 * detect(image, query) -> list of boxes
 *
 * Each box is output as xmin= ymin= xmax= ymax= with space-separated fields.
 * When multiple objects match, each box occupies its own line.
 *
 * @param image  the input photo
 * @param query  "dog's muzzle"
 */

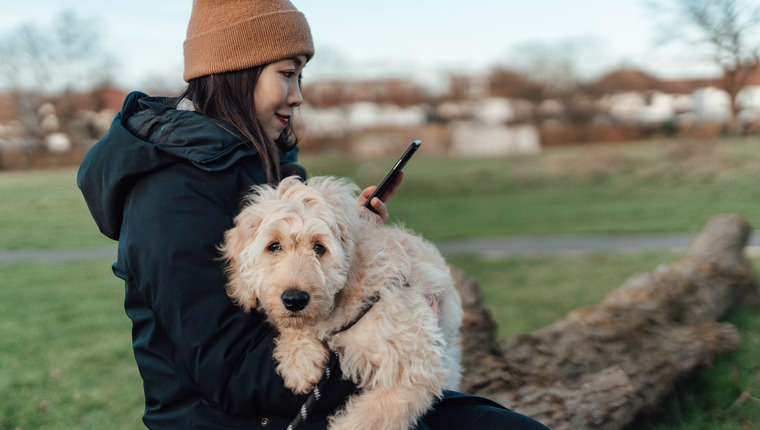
xmin=281 ymin=289 xmax=310 ymax=312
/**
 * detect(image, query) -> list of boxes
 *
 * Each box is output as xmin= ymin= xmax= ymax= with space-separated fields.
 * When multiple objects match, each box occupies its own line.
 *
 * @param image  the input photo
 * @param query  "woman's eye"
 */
xmin=313 ymin=243 xmax=326 ymax=257
xmin=267 ymin=242 xmax=282 ymax=253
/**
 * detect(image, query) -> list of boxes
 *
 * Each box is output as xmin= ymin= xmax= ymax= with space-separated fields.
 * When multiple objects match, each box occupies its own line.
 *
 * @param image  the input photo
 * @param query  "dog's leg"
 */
xmin=274 ymin=328 xmax=329 ymax=394
xmin=326 ymin=309 xmax=448 ymax=430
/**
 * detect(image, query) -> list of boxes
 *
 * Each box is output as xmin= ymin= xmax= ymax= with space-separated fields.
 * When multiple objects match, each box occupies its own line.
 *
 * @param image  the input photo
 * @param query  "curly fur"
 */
xmin=219 ymin=176 xmax=463 ymax=430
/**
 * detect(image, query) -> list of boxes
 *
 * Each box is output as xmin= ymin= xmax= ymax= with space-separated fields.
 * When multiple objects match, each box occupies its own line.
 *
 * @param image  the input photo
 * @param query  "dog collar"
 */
xmin=332 ymin=293 xmax=381 ymax=335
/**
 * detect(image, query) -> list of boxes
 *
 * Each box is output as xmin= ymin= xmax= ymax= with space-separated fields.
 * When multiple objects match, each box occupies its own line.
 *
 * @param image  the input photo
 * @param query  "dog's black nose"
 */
xmin=281 ymin=289 xmax=310 ymax=312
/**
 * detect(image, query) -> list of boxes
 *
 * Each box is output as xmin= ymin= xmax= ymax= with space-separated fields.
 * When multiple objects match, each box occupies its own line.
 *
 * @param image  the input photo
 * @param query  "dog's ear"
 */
xmin=218 ymin=205 xmax=262 ymax=313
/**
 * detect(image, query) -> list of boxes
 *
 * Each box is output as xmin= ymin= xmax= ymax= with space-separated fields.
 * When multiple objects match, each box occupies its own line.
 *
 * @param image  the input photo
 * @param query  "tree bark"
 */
xmin=454 ymin=214 xmax=759 ymax=430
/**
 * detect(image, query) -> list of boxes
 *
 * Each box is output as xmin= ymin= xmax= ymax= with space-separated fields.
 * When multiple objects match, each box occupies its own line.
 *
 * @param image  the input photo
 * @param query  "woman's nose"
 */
xmin=288 ymin=84 xmax=303 ymax=107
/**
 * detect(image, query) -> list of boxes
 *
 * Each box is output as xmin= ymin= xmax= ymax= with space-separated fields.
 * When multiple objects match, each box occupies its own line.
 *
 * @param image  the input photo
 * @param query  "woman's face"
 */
xmin=254 ymin=55 xmax=307 ymax=141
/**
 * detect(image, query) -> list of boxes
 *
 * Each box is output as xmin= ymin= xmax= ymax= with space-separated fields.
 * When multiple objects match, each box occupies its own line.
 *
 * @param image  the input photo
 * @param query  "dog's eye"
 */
xmin=267 ymin=242 xmax=282 ymax=253
xmin=313 ymin=243 xmax=326 ymax=257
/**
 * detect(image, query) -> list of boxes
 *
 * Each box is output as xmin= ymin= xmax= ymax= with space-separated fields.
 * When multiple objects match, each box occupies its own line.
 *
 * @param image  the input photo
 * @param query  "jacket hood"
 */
xmin=77 ymin=91 xmax=297 ymax=240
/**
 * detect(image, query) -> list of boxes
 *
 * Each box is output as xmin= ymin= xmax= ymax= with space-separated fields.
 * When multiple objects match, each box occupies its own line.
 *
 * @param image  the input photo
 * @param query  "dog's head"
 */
xmin=219 ymin=176 xmax=361 ymax=328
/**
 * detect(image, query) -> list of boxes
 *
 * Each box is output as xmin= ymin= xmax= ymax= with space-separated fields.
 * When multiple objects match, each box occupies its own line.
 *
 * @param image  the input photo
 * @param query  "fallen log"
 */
xmin=454 ymin=214 xmax=759 ymax=430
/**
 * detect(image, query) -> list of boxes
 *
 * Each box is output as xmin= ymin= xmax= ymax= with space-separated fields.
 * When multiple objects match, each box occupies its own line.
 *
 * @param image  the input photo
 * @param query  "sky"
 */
xmin=1 ymin=0 xmax=726 ymax=91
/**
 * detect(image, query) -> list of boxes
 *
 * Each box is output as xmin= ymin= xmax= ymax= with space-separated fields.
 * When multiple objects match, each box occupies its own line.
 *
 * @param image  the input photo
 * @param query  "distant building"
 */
xmin=449 ymin=122 xmax=540 ymax=157
xmin=303 ymin=78 xmax=425 ymax=108
xmin=691 ymin=87 xmax=732 ymax=123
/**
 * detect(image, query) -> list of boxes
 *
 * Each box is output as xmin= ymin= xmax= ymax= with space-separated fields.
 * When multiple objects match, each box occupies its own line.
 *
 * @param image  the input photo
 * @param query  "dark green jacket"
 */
xmin=77 ymin=92 xmax=355 ymax=429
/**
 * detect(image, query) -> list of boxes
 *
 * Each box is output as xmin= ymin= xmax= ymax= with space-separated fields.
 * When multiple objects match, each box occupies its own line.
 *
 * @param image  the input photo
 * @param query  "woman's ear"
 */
xmin=218 ymin=208 xmax=261 ymax=313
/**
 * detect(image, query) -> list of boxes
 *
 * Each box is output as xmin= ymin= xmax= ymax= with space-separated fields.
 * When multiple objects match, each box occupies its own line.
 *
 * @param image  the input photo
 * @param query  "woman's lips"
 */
xmin=276 ymin=114 xmax=289 ymax=126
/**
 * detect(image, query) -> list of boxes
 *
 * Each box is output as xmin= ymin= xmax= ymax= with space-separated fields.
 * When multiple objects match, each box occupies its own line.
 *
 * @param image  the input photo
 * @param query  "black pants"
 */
xmin=417 ymin=391 xmax=550 ymax=430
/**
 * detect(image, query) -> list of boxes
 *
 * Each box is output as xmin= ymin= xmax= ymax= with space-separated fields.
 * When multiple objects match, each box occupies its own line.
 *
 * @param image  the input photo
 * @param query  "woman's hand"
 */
xmin=358 ymin=172 xmax=404 ymax=224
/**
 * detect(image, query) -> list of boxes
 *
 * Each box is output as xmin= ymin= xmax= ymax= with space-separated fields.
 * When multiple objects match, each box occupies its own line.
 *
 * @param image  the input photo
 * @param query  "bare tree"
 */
xmin=0 ymin=11 xmax=115 ymax=142
xmin=649 ymin=0 xmax=760 ymax=132
xmin=0 ymin=10 xmax=114 ymax=94
xmin=502 ymin=38 xmax=606 ymax=125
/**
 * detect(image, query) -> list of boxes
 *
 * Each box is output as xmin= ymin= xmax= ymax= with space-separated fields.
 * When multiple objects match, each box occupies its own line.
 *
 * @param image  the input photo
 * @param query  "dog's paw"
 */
xmin=274 ymin=329 xmax=330 ymax=394
xmin=276 ymin=352 xmax=326 ymax=394
xmin=280 ymin=369 xmax=318 ymax=395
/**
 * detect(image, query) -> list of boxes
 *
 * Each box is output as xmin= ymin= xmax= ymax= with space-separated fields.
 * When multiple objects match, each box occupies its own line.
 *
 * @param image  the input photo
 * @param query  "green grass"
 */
xmin=4 ymin=137 xmax=760 ymax=249
xmin=1 ymin=136 xmax=759 ymax=428
xmin=0 ymin=261 xmax=143 ymax=430
xmin=307 ymin=137 xmax=760 ymax=240
xmin=0 ymin=169 xmax=114 ymax=250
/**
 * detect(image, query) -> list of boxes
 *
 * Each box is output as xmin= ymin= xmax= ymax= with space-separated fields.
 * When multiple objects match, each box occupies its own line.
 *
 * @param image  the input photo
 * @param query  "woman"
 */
xmin=78 ymin=1 xmax=548 ymax=428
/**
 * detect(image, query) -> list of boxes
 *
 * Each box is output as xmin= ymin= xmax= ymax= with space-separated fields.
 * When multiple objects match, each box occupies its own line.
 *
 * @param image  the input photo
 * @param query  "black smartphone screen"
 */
xmin=362 ymin=140 xmax=421 ymax=214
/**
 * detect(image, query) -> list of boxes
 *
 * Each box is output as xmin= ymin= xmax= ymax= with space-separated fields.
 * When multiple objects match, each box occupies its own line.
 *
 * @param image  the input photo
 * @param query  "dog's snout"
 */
xmin=281 ymin=289 xmax=310 ymax=312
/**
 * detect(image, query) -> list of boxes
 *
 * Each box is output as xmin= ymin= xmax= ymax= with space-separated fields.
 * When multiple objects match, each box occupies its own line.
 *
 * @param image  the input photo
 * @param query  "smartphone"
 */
xmin=362 ymin=140 xmax=421 ymax=214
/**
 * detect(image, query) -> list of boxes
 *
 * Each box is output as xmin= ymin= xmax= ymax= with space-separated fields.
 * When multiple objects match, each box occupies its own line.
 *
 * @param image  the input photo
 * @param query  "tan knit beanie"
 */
xmin=183 ymin=0 xmax=314 ymax=82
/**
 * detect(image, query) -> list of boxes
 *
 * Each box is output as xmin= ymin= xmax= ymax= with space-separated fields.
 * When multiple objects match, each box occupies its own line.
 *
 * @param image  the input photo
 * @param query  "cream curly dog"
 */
xmin=220 ymin=176 xmax=463 ymax=430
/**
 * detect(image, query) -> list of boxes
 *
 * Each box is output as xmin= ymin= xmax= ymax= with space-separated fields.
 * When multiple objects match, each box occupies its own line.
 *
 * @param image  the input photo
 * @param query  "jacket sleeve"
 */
xmin=117 ymin=163 xmax=354 ymax=418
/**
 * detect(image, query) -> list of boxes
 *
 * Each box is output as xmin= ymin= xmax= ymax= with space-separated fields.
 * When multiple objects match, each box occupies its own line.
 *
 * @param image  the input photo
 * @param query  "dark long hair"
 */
xmin=178 ymin=67 xmax=298 ymax=183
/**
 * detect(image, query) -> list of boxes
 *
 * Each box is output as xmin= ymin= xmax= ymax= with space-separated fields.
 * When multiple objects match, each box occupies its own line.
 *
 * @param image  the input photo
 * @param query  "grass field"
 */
xmin=5 ymin=137 xmax=760 ymax=250
xmin=1 ymin=261 xmax=143 ymax=430
xmin=1 ymin=137 xmax=759 ymax=429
